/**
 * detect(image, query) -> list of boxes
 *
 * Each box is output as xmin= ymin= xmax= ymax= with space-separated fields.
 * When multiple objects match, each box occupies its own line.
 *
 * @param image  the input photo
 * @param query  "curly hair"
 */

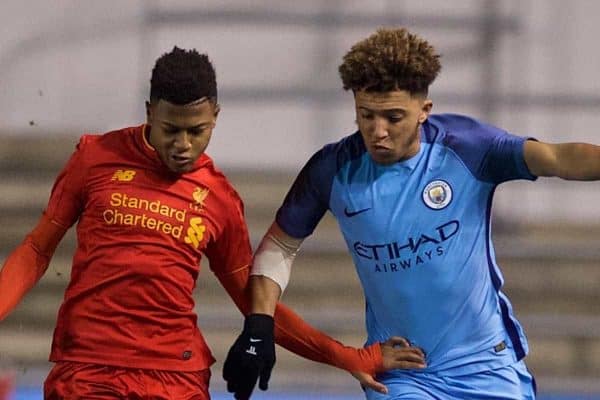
xmin=150 ymin=47 xmax=217 ymax=105
xmin=338 ymin=28 xmax=441 ymax=95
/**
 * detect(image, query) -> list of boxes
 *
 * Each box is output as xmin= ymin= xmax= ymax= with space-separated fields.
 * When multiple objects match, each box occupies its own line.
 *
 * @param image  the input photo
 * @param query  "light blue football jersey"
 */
xmin=276 ymin=114 xmax=537 ymax=377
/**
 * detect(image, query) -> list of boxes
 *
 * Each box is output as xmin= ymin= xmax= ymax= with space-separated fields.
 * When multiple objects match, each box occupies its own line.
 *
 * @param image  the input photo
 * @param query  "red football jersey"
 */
xmin=45 ymin=125 xmax=252 ymax=371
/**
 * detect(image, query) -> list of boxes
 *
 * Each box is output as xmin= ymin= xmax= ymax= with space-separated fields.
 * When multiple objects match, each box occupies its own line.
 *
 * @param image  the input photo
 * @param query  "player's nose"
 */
xmin=173 ymin=132 xmax=192 ymax=151
xmin=372 ymin=117 xmax=389 ymax=139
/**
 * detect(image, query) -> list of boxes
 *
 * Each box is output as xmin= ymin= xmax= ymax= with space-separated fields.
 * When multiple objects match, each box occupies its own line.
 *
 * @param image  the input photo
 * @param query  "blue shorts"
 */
xmin=366 ymin=360 xmax=536 ymax=400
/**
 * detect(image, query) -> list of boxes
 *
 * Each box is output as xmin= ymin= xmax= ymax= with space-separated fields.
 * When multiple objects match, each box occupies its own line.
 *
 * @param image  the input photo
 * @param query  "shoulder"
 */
xmin=76 ymin=125 xmax=142 ymax=152
xmin=425 ymin=113 xmax=518 ymax=159
xmin=425 ymin=114 xmax=505 ymax=145
xmin=427 ymin=113 xmax=490 ymax=131
xmin=189 ymin=154 xmax=244 ymax=207
xmin=305 ymin=131 xmax=367 ymax=176
xmin=427 ymin=114 xmax=533 ymax=183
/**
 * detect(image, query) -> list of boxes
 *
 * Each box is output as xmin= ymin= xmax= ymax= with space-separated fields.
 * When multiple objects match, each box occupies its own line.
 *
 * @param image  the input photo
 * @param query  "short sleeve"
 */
xmin=442 ymin=116 xmax=537 ymax=184
xmin=275 ymin=149 xmax=332 ymax=239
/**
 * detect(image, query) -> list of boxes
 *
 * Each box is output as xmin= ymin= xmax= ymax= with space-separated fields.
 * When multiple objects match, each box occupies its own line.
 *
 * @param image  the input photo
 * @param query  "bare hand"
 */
xmin=351 ymin=370 xmax=389 ymax=394
xmin=350 ymin=337 xmax=426 ymax=394
xmin=381 ymin=336 xmax=426 ymax=370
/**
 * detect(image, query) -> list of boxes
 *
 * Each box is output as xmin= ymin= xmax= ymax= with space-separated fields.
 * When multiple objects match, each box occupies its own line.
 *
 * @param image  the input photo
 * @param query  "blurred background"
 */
xmin=1 ymin=0 xmax=599 ymax=399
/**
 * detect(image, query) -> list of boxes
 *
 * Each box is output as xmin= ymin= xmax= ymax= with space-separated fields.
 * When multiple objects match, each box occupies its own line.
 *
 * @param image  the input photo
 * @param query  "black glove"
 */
xmin=223 ymin=313 xmax=275 ymax=400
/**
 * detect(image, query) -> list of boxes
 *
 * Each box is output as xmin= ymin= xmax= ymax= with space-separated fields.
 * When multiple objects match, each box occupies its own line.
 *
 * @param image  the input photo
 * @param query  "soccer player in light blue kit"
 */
xmin=223 ymin=28 xmax=600 ymax=399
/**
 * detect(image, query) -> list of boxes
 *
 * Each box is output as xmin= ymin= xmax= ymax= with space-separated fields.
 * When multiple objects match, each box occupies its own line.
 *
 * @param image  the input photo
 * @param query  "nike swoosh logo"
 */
xmin=344 ymin=207 xmax=371 ymax=217
xmin=249 ymin=338 xmax=262 ymax=343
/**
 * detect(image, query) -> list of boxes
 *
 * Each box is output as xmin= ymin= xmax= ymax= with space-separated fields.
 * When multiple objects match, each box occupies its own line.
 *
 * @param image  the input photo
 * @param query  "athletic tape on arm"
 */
xmin=250 ymin=223 xmax=303 ymax=293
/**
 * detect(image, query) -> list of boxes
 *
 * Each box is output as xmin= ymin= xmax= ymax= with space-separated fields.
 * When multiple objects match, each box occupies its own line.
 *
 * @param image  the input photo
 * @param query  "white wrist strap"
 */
xmin=250 ymin=223 xmax=303 ymax=293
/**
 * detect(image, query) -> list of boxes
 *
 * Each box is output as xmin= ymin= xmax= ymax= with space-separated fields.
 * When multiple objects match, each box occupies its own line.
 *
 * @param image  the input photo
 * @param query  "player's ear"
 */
xmin=419 ymin=99 xmax=433 ymax=124
xmin=145 ymin=101 xmax=153 ymax=124
xmin=211 ymin=103 xmax=221 ymax=128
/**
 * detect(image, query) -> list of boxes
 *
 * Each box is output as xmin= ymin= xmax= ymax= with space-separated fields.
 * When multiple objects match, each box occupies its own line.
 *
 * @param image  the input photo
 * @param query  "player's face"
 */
xmin=146 ymin=98 xmax=219 ymax=174
xmin=355 ymin=90 xmax=432 ymax=165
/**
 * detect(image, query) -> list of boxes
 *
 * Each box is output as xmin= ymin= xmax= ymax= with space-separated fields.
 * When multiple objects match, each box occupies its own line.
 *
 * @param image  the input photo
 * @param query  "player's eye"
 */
xmin=190 ymin=126 xmax=210 ymax=136
xmin=389 ymin=115 xmax=403 ymax=123
xmin=163 ymin=126 xmax=179 ymax=134
xmin=360 ymin=113 xmax=374 ymax=120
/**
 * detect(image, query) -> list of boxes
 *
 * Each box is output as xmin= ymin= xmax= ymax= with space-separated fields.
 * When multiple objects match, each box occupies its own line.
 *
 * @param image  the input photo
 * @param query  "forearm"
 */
xmin=0 ymin=237 xmax=50 ymax=320
xmin=249 ymin=275 xmax=281 ymax=316
xmin=526 ymin=141 xmax=600 ymax=180
xmin=0 ymin=214 xmax=66 ymax=321
xmin=217 ymin=267 xmax=382 ymax=374
xmin=273 ymin=302 xmax=382 ymax=374
xmin=249 ymin=224 xmax=380 ymax=372
xmin=249 ymin=222 xmax=301 ymax=315
xmin=555 ymin=143 xmax=600 ymax=180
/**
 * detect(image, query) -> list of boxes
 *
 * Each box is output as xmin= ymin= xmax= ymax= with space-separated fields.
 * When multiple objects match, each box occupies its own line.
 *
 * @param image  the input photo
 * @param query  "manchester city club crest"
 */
xmin=422 ymin=180 xmax=452 ymax=210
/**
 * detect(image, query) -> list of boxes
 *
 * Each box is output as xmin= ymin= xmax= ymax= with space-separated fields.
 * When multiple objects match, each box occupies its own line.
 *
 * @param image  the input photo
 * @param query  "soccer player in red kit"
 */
xmin=0 ymin=47 xmax=425 ymax=399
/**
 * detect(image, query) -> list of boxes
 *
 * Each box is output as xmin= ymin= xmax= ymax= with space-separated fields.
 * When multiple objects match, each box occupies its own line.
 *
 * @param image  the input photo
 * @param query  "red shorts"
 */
xmin=0 ymin=373 xmax=15 ymax=400
xmin=44 ymin=361 xmax=211 ymax=399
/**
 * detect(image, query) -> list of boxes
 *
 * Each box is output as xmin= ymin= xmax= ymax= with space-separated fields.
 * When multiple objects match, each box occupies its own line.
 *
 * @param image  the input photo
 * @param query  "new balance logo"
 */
xmin=246 ymin=346 xmax=257 ymax=356
xmin=111 ymin=169 xmax=136 ymax=182
xmin=344 ymin=207 xmax=371 ymax=217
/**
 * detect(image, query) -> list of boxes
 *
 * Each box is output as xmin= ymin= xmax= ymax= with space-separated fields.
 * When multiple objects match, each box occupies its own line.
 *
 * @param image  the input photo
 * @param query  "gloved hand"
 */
xmin=223 ymin=313 xmax=275 ymax=400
